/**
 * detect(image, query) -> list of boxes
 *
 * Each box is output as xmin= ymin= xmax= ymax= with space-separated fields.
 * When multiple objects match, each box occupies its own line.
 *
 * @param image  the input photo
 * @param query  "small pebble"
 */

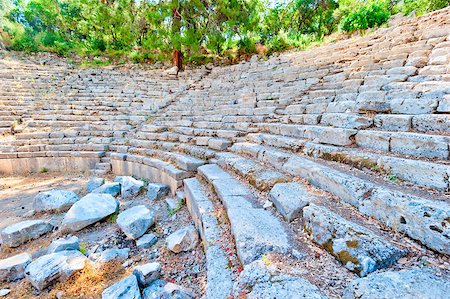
xmin=263 ymin=200 xmax=273 ymax=209
xmin=0 ymin=289 xmax=11 ymax=297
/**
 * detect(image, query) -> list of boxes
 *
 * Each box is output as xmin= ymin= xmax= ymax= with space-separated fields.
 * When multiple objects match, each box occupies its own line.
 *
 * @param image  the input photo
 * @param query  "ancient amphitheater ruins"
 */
xmin=0 ymin=7 xmax=450 ymax=299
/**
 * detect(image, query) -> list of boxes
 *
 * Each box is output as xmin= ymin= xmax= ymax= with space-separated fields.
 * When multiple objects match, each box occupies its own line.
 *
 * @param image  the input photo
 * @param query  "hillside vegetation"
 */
xmin=0 ymin=0 xmax=449 ymax=66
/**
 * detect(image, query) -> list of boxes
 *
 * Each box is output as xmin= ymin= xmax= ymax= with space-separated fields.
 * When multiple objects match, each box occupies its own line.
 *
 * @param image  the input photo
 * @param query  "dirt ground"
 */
xmin=0 ymin=173 xmax=206 ymax=298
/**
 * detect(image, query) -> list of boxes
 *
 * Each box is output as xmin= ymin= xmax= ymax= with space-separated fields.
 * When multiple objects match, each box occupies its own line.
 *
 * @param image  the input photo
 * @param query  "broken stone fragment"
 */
xmin=33 ymin=189 xmax=79 ymax=212
xmin=102 ymin=275 xmax=141 ymax=299
xmin=1 ymin=220 xmax=54 ymax=248
xmin=142 ymin=280 xmax=194 ymax=299
xmin=133 ymin=262 xmax=161 ymax=287
xmin=86 ymin=177 xmax=105 ymax=193
xmin=90 ymin=248 xmax=130 ymax=264
xmin=116 ymin=176 xmax=145 ymax=199
xmin=0 ymin=289 xmax=10 ymax=297
xmin=269 ymin=182 xmax=313 ymax=222
xmin=25 ymin=250 xmax=87 ymax=291
xmin=136 ymin=233 xmax=158 ymax=249
xmin=91 ymin=182 xmax=121 ymax=197
xmin=117 ymin=205 xmax=155 ymax=239
xmin=62 ymin=193 xmax=119 ymax=232
xmin=147 ymin=183 xmax=170 ymax=200
xmin=47 ymin=236 xmax=80 ymax=254
xmin=343 ymin=268 xmax=450 ymax=299
xmin=0 ymin=253 xmax=32 ymax=282
xmin=166 ymin=226 xmax=199 ymax=253
xmin=235 ymin=260 xmax=327 ymax=299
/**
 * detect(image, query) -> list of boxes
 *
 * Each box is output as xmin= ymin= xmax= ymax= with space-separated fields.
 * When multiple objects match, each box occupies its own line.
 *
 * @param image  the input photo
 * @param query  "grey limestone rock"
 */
xmin=25 ymin=250 xmax=87 ymax=291
xmin=33 ymin=189 xmax=79 ymax=212
xmin=147 ymin=183 xmax=170 ymax=200
xmin=303 ymin=204 xmax=406 ymax=276
xmin=86 ymin=178 xmax=105 ymax=193
xmin=234 ymin=260 xmax=326 ymax=299
xmin=269 ymin=182 xmax=314 ymax=222
xmin=0 ymin=253 xmax=32 ymax=282
xmin=91 ymin=182 xmax=121 ymax=196
xmin=1 ymin=220 xmax=54 ymax=248
xmin=133 ymin=262 xmax=161 ymax=287
xmin=343 ymin=268 xmax=450 ymax=299
xmin=117 ymin=205 xmax=155 ymax=239
xmin=102 ymin=275 xmax=141 ymax=299
xmin=47 ymin=236 xmax=80 ymax=254
xmin=166 ymin=226 xmax=198 ymax=253
xmin=62 ymin=193 xmax=119 ymax=232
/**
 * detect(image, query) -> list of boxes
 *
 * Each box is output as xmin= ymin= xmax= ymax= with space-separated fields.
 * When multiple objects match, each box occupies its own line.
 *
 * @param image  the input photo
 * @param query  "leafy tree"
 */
xmin=339 ymin=0 xmax=391 ymax=32
xmin=1 ymin=0 xmax=448 ymax=65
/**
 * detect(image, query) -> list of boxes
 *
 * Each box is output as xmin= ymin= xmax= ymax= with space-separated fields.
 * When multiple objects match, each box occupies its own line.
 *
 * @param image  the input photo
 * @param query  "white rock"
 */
xmin=62 ymin=193 xmax=119 ymax=232
xmin=91 ymin=182 xmax=121 ymax=196
xmin=166 ymin=226 xmax=199 ymax=253
xmin=86 ymin=178 xmax=105 ymax=193
xmin=102 ymin=275 xmax=141 ymax=299
xmin=136 ymin=233 xmax=158 ymax=249
xmin=0 ymin=253 xmax=32 ymax=282
xmin=147 ymin=183 xmax=170 ymax=200
xmin=133 ymin=262 xmax=161 ymax=287
xmin=117 ymin=205 xmax=155 ymax=239
xmin=25 ymin=250 xmax=87 ymax=291
xmin=1 ymin=220 xmax=53 ymax=248
xmin=0 ymin=289 xmax=10 ymax=297
xmin=117 ymin=176 xmax=145 ymax=199
xmin=90 ymin=248 xmax=129 ymax=264
xmin=143 ymin=280 xmax=194 ymax=298
xmin=263 ymin=200 xmax=273 ymax=209
xmin=33 ymin=189 xmax=79 ymax=212
xmin=47 ymin=236 xmax=80 ymax=254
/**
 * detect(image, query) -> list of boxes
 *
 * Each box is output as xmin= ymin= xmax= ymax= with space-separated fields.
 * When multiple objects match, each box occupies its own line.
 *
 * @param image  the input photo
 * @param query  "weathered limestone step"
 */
xmin=254 ymin=123 xmax=357 ymax=147
xmin=94 ymin=162 xmax=112 ymax=171
xmin=355 ymin=130 xmax=450 ymax=160
xmin=198 ymin=164 xmax=292 ymax=265
xmin=231 ymin=142 xmax=450 ymax=254
xmin=247 ymin=133 xmax=306 ymax=152
xmin=110 ymin=153 xmax=192 ymax=183
xmin=303 ymin=204 xmax=406 ymax=277
xmin=248 ymin=132 xmax=450 ymax=191
xmin=184 ymin=177 xmax=233 ymax=299
xmin=303 ymin=141 xmax=450 ymax=191
xmin=343 ymin=268 xmax=450 ymax=299
xmin=216 ymin=152 xmax=289 ymax=191
xmin=269 ymin=182 xmax=316 ymax=222
xmin=147 ymin=148 xmax=205 ymax=171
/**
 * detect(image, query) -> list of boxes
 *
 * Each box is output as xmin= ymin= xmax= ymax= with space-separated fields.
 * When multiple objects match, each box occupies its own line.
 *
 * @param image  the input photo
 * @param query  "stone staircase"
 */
xmin=1 ymin=7 xmax=450 ymax=298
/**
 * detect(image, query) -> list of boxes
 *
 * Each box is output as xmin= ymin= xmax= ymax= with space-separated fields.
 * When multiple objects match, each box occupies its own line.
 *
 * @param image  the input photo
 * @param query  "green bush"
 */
xmin=394 ymin=0 xmax=449 ymax=16
xmin=10 ymin=30 xmax=39 ymax=52
xmin=237 ymin=36 xmax=258 ymax=56
xmin=340 ymin=1 xmax=391 ymax=32
xmin=266 ymin=31 xmax=292 ymax=54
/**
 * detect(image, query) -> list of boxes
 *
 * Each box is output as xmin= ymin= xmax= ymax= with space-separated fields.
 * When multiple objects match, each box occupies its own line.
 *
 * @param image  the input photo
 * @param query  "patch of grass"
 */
xmin=40 ymin=167 xmax=49 ymax=173
xmin=107 ymin=211 xmax=119 ymax=224
xmin=387 ymin=174 xmax=398 ymax=182
xmin=79 ymin=242 xmax=87 ymax=255
xmin=168 ymin=199 xmax=183 ymax=216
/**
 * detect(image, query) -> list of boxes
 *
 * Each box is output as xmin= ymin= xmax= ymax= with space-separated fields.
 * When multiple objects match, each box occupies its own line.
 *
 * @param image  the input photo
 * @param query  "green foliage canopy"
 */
xmin=0 ymin=0 xmax=448 ymax=64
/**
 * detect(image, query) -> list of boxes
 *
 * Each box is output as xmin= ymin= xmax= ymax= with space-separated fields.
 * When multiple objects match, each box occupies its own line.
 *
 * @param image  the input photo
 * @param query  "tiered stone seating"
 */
xmin=0 ymin=7 xmax=449 ymax=297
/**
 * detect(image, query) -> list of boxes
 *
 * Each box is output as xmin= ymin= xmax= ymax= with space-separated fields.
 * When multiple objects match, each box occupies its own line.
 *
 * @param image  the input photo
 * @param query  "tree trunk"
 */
xmin=172 ymin=1 xmax=182 ymax=71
